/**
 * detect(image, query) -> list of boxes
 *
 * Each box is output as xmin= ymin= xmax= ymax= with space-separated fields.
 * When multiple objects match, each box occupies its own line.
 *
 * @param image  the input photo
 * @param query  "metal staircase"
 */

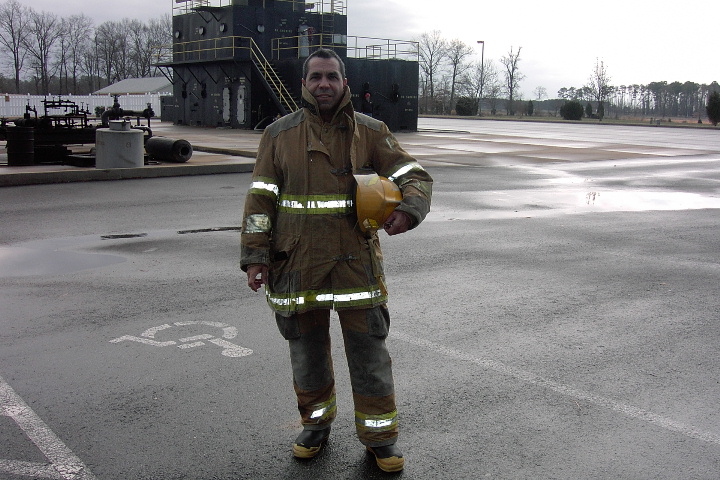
xmin=249 ymin=40 xmax=299 ymax=115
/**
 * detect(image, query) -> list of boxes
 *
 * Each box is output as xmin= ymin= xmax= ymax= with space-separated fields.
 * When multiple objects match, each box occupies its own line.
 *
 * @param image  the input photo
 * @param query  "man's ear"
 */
xmin=302 ymin=78 xmax=306 ymax=86
xmin=343 ymin=79 xmax=348 ymax=87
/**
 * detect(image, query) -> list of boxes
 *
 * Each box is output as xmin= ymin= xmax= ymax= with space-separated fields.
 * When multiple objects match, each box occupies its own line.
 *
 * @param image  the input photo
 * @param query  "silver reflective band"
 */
xmin=266 ymin=287 xmax=385 ymax=311
xmin=323 ymin=291 xmax=380 ymax=302
xmin=388 ymin=163 xmax=425 ymax=181
xmin=362 ymin=418 xmax=394 ymax=428
xmin=268 ymin=290 xmax=382 ymax=306
xmin=251 ymin=180 xmax=279 ymax=197
xmin=269 ymin=296 xmax=306 ymax=307
xmin=279 ymin=199 xmax=354 ymax=210
xmin=309 ymin=396 xmax=336 ymax=420
xmin=311 ymin=406 xmax=329 ymax=419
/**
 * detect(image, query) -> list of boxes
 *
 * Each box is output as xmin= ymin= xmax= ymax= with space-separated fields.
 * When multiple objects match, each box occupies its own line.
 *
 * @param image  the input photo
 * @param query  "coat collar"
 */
xmin=301 ymin=85 xmax=354 ymax=124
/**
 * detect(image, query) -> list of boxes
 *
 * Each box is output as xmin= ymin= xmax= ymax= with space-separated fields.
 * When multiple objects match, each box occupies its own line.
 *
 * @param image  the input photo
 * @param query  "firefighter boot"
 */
xmin=293 ymin=427 xmax=331 ymax=459
xmin=367 ymin=443 xmax=404 ymax=472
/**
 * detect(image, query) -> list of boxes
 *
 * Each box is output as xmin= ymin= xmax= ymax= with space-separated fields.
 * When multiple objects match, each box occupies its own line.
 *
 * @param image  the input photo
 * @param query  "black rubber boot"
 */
xmin=367 ymin=444 xmax=404 ymax=472
xmin=292 ymin=427 xmax=331 ymax=459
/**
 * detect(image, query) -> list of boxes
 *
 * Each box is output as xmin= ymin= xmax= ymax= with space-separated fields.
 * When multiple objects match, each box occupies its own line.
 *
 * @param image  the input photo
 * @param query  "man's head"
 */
xmin=302 ymin=48 xmax=346 ymax=79
xmin=302 ymin=48 xmax=347 ymax=120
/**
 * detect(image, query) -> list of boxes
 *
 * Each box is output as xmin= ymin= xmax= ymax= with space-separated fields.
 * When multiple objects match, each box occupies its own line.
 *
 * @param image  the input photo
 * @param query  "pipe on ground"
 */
xmin=145 ymin=136 xmax=193 ymax=163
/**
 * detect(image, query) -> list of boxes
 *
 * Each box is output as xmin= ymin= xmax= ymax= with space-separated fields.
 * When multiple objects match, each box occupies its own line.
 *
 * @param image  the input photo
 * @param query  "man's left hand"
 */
xmin=383 ymin=211 xmax=412 ymax=236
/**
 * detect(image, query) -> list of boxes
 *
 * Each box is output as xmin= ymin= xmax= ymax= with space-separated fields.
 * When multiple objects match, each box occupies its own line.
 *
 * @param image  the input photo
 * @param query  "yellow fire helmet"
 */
xmin=354 ymin=173 xmax=403 ymax=233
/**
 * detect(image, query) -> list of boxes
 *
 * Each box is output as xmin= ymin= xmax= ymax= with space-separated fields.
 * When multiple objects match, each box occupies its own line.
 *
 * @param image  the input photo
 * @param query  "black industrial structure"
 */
xmin=158 ymin=0 xmax=419 ymax=131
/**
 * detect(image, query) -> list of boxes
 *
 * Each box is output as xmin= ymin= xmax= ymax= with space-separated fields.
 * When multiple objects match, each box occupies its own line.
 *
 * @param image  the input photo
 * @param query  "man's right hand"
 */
xmin=247 ymin=264 xmax=268 ymax=292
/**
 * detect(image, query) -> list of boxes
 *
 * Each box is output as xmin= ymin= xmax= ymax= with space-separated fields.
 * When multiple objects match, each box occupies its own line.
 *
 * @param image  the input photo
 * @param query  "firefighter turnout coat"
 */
xmin=241 ymin=85 xmax=433 ymax=317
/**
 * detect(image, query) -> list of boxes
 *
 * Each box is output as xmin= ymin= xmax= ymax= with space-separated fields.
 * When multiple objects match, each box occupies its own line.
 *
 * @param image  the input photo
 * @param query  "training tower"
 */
xmin=159 ymin=0 xmax=419 ymax=131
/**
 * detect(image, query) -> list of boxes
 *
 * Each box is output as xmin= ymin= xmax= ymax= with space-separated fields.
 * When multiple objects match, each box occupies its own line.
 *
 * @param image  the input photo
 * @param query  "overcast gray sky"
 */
xmin=11 ymin=0 xmax=720 ymax=98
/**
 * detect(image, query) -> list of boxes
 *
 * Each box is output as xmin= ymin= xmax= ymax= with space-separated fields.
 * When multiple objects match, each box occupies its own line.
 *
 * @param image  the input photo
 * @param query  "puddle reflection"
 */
xmin=427 ymin=188 xmax=720 ymax=222
xmin=580 ymin=190 xmax=720 ymax=211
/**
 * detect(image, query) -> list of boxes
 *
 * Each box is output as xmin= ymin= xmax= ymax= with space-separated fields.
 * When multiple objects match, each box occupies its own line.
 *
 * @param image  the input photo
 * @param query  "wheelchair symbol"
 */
xmin=110 ymin=321 xmax=253 ymax=358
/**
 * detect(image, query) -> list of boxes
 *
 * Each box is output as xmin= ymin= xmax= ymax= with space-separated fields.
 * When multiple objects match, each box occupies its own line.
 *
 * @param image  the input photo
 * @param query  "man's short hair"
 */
xmin=302 ymin=48 xmax=346 ymax=79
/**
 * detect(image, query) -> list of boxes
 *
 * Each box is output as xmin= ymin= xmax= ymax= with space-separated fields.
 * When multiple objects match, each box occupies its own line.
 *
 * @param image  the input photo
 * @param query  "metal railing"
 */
xmin=173 ymin=0 xmax=346 ymax=16
xmin=171 ymin=35 xmax=298 ymax=113
xmin=173 ymin=0 xmax=229 ymax=16
xmin=249 ymin=39 xmax=299 ymax=113
xmin=272 ymin=35 xmax=418 ymax=61
xmin=172 ymin=35 xmax=251 ymax=62
xmin=171 ymin=34 xmax=418 ymax=64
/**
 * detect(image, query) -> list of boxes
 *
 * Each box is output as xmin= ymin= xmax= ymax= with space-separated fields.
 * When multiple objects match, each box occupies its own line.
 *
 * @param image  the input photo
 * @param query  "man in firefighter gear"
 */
xmin=241 ymin=48 xmax=432 ymax=473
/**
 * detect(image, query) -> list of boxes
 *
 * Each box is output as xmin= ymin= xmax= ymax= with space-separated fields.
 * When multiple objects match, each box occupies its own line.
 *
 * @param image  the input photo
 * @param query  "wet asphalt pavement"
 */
xmin=1 ymin=118 xmax=720 ymax=479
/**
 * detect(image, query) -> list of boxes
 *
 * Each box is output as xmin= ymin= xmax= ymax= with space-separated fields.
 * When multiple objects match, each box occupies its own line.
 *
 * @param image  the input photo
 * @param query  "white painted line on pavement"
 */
xmin=391 ymin=331 xmax=720 ymax=446
xmin=0 ymin=374 xmax=98 ymax=480
xmin=0 ymin=459 xmax=65 ymax=479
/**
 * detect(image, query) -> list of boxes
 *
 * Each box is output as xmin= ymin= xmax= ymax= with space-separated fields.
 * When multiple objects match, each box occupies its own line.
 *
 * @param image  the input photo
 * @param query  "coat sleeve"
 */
xmin=371 ymin=123 xmax=433 ymax=229
xmin=240 ymin=130 xmax=281 ymax=271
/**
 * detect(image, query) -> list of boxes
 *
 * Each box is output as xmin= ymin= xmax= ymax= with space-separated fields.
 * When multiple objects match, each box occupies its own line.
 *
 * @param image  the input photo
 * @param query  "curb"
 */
xmin=0 ymin=162 xmax=256 ymax=187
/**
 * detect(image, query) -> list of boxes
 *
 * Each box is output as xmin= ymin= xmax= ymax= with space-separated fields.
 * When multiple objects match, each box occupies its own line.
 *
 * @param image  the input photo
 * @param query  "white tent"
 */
xmin=94 ymin=77 xmax=172 ymax=95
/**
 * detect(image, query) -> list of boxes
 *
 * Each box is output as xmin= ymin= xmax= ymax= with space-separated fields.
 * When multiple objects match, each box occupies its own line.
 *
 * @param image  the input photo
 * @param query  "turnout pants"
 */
xmin=275 ymin=305 xmax=398 ymax=447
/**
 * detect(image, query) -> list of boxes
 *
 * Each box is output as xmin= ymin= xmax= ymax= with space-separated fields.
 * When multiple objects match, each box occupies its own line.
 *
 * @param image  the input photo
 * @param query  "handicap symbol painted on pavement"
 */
xmin=110 ymin=321 xmax=253 ymax=358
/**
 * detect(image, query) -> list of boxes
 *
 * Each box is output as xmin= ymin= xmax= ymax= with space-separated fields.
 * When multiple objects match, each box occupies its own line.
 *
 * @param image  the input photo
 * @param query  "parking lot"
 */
xmin=2 ymin=118 xmax=720 ymax=479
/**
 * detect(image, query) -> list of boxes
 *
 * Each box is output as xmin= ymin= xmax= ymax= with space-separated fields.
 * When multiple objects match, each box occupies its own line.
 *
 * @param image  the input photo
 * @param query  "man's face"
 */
xmin=302 ymin=56 xmax=347 ymax=115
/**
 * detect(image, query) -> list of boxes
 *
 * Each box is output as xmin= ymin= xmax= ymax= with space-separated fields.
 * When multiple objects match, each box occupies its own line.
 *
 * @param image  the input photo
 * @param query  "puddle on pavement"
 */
xmin=427 ymin=189 xmax=720 ymax=221
xmin=580 ymin=190 xmax=720 ymax=211
xmin=0 ymin=246 xmax=126 ymax=277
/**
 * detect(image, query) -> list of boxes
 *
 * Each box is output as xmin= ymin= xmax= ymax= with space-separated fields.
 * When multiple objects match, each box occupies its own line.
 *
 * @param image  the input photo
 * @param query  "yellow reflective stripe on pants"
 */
xmin=309 ymin=395 xmax=337 ymax=422
xmin=355 ymin=410 xmax=398 ymax=432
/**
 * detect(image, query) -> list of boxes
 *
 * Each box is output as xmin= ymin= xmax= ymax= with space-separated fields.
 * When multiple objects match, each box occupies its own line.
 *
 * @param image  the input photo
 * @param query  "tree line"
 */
xmin=0 ymin=0 xmax=171 ymax=95
xmin=414 ymin=30 xmax=719 ymax=120
xmin=414 ymin=30 xmax=521 ymax=116
xmin=558 ymin=79 xmax=720 ymax=121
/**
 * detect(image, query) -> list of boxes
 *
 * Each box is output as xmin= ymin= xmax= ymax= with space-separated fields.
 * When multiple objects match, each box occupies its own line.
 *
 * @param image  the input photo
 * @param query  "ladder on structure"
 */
xmin=249 ymin=40 xmax=299 ymax=115
xmin=320 ymin=0 xmax=345 ymax=43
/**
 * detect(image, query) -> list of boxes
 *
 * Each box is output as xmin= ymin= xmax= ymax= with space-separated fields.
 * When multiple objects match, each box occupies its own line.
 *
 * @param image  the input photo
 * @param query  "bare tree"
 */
xmin=445 ymin=38 xmax=473 ymax=114
xmin=485 ymin=67 xmax=503 ymax=115
xmin=147 ymin=14 xmax=173 ymax=75
xmin=127 ymin=19 xmax=150 ymax=78
xmin=78 ymin=32 xmax=101 ymax=93
xmin=414 ymin=30 xmax=447 ymax=114
xmin=435 ymin=74 xmax=452 ymax=114
xmin=95 ymin=20 xmax=130 ymax=85
xmin=55 ymin=18 xmax=70 ymax=92
xmin=530 ymin=86 xmax=547 ymax=115
xmin=58 ymin=14 xmax=93 ymax=93
xmin=461 ymin=58 xmax=498 ymax=115
xmin=24 ymin=8 xmax=63 ymax=94
xmin=0 ymin=0 xmax=30 ymax=93
xmin=113 ymin=19 xmax=135 ymax=80
xmin=0 ymin=1 xmax=170 ymax=95
xmin=585 ymin=58 xmax=612 ymax=120
xmin=499 ymin=46 xmax=524 ymax=115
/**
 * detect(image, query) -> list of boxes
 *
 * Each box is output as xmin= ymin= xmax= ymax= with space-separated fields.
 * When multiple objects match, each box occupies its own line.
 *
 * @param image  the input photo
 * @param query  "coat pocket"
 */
xmin=270 ymin=233 xmax=300 ymax=263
